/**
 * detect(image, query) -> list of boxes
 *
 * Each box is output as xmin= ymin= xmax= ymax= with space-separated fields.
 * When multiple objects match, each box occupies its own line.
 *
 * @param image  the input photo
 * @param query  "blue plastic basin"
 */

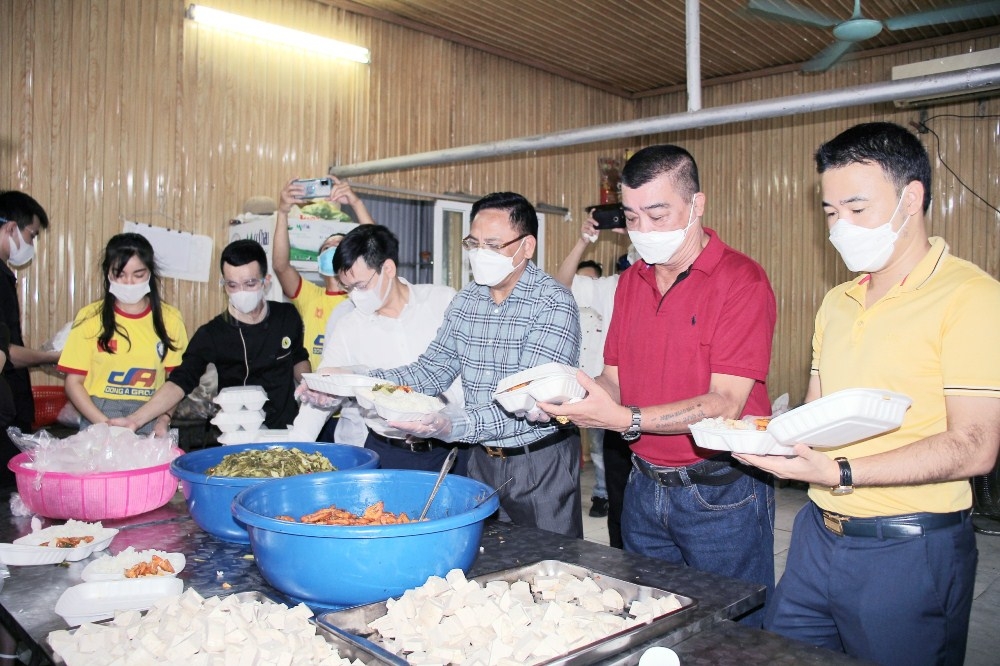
xmin=232 ymin=469 xmax=500 ymax=608
xmin=170 ymin=443 xmax=379 ymax=543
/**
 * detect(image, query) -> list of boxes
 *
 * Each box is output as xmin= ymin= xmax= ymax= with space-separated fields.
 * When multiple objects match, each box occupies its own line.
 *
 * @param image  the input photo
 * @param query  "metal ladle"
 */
xmin=418 ymin=447 xmax=458 ymax=521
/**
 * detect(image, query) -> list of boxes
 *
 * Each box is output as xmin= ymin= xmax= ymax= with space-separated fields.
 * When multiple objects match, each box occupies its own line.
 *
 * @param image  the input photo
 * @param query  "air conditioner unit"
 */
xmin=892 ymin=48 xmax=1000 ymax=108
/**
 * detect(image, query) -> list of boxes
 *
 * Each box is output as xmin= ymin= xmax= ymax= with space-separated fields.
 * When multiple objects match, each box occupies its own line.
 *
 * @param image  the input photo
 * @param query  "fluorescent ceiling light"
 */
xmin=186 ymin=4 xmax=370 ymax=64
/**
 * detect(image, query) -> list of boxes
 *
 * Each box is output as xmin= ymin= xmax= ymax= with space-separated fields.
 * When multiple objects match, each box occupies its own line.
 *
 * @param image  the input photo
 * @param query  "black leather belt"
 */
xmin=820 ymin=507 xmax=969 ymax=538
xmin=368 ymin=431 xmax=434 ymax=453
xmin=483 ymin=430 xmax=571 ymax=459
xmin=632 ymin=454 xmax=744 ymax=487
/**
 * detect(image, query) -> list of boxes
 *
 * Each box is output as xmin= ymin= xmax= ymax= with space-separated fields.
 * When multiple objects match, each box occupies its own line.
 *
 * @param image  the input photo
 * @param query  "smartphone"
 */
xmin=586 ymin=203 xmax=627 ymax=230
xmin=293 ymin=177 xmax=334 ymax=199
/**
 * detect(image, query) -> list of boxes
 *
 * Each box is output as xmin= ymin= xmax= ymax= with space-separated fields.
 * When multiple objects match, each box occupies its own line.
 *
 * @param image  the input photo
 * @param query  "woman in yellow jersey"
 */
xmin=57 ymin=233 xmax=188 ymax=436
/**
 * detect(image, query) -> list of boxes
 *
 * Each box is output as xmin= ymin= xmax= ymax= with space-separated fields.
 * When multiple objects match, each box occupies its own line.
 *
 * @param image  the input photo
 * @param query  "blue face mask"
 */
xmin=317 ymin=247 xmax=337 ymax=276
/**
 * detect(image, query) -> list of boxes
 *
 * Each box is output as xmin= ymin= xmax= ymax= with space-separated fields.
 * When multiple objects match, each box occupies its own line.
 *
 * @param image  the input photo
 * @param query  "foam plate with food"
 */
xmin=81 ymin=547 xmax=186 ymax=582
xmin=689 ymin=417 xmax=794 ymax=456
xmin=767 ymin=388 xmax=912 ymax=448
xmin=494 ymin=362 xmax=586 ymax=413
xmin=357 ymin=383 xmax=445 ymax=422
xmin=302 ymin=372 xmax=379 ymax=397
xmin=13 ymin=520 xmax=118 ymax=562
xmin=0 ymin=542 xmax=72 ymax=566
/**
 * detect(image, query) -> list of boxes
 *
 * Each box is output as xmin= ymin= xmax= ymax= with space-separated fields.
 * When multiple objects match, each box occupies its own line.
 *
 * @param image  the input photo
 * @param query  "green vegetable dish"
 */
xmin=205 ymin=448 xmax=337 ymax=478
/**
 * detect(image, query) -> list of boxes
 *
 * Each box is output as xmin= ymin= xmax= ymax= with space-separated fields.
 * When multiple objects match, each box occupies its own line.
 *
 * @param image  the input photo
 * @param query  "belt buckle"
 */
xmin=822 ymin=511 xmax=847 ymax=536
xmin=484 ymin=446 xmax=506 ymax=459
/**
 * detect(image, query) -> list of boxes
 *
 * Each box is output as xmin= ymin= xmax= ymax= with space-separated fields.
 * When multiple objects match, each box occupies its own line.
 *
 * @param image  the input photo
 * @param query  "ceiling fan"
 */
xmin=746 ymin=0 xmax=1000 ymax=72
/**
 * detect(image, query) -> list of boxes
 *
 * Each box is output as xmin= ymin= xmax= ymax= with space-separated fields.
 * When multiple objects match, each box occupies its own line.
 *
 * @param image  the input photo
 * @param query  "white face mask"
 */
xmin=109 ymin=279 xmax=150 ymax=305
xmin=829 ymin=190 xmax=909 ymax=273
xmin=349 ymin=270 xmax=389 ymax=315
xmin=6 ymin=231 xmax=35 ymax=268
xmin=229 ymin=288 xmax=265 ymax=314
xmin=627 ymin=196 xmax=697 ymax=265
xmin=468 ymin=238 xmax=526 ymax=287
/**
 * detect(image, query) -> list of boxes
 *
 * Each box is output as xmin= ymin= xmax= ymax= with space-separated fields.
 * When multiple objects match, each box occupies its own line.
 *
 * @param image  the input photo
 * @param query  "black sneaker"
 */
xmin=589 ymin=497 xmax=609 ymax=518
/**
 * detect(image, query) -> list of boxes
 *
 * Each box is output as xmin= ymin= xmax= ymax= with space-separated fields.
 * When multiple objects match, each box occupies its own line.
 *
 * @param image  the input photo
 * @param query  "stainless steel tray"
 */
xmin=318 ymin=559 xmax=697 ymax=666
xmin=49 ymin=590 xmax=403 ymax=665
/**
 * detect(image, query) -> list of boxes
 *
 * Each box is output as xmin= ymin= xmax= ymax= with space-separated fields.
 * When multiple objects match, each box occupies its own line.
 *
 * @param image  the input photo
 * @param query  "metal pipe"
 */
xmin=686 ymin=0 xmax=702 ymax=112
xmin=331 ymin=65 xmax=1000 ymax=177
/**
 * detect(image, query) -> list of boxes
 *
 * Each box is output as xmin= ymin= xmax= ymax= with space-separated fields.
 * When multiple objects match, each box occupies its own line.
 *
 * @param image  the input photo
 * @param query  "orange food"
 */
xmin=39 ymin=536 xmax=95 ymax=548
xmin=292 ymin=500 xmax=412 ymax=526
xmin=753 ymin=417 xmax=772 ymax=431
xmin=124 ymin=555 xmax=176 ymax=578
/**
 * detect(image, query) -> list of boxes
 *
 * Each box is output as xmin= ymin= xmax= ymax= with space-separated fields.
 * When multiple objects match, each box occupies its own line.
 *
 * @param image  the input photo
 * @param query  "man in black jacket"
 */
xmin=0 ymin=191 xmax=59 ymax=485
xmin=114 ymin=240 xmax=310 ymax=432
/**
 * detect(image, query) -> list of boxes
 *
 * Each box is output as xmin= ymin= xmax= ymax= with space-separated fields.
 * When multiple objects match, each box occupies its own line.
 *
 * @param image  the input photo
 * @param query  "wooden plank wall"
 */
xmin=2 ymin=0 xmax=998 ymax=408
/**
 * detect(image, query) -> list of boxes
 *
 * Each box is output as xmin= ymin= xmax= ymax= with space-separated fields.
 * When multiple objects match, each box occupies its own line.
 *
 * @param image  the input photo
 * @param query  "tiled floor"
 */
xmin=579 ymin=461 xmax=1000 ymax=665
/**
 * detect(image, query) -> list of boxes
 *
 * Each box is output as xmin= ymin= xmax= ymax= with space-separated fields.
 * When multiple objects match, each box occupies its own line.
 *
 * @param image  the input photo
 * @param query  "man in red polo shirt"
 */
xmin=541 ymin=144 xmax=777 ymax=626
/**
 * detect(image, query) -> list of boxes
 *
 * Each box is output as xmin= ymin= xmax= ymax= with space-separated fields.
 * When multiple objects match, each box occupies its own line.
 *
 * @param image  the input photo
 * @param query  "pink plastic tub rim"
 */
xmin=7 ymin=448 xmax=181 ymax=520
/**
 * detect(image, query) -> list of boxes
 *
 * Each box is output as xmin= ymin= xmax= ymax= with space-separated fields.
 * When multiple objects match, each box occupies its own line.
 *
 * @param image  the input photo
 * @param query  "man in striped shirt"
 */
xmin=372 ymin=192 xmax=583 ymax=538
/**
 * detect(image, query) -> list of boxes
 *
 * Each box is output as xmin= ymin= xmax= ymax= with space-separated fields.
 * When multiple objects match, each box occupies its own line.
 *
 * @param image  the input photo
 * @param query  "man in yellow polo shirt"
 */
xmin=738 ymin=122 xmax=1000 ymax=665
xmin=273 ymin=177 xmax=375 ymax=371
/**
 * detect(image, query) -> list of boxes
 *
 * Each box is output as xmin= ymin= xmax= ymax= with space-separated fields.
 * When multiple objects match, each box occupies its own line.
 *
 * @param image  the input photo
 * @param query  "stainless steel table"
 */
xmin=0 ymin=490 xmax=855 ymax=665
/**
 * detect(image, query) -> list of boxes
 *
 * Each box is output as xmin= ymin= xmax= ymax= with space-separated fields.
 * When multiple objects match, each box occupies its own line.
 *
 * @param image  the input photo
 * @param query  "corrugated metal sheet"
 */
xmin=1 ymin=0 xmax=998 ymax=407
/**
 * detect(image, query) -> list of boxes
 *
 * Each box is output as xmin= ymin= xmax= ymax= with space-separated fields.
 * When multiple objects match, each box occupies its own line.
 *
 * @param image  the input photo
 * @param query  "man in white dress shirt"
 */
xmin=289 ymin=225 xmax=467 ymax=473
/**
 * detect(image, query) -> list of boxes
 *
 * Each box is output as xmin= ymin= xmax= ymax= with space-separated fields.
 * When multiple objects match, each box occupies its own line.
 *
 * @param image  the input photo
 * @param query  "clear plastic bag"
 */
xmin=7 ymin=423 xmax=178 ymax=474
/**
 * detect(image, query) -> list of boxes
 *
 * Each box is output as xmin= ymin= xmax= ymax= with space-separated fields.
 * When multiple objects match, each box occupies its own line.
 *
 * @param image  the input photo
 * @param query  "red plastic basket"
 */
xmin=31 ymin=385 xmax=68 ymax=430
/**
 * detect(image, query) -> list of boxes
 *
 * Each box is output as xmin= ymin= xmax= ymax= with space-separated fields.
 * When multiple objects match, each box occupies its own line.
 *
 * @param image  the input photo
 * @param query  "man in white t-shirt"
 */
xmin=555 ymin=217 xmax=621 ymax=521
xmin=289 ymin=225 xmax=467 ymax=474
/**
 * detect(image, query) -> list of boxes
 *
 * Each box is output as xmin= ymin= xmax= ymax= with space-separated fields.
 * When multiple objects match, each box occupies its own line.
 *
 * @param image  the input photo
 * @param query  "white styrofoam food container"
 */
xmin=211 ymin=409 xmax=266 ymax=433
xmin=0 ymin=543 xmax=71 ymax=566
xmin=14 ymin=525 xmax=118 ymax=562
xmin=212 ymin=385 xmax=268 ymax=412
xmin=767 ymin=388 xmax=912 ymax=448
xmin=356 ymin=386 xmax=446 ymax=422
xmin=81 ymin=550 xmax=186 ymax=582
xmin=302 ymin=373 xmax=379 ymax=397
xmin=54 ymin=577 xmax=184 ymax=626
xmin=217 ymin=430 xmax=258 ymax=445
xmin=689 ymin=419 xmax=794 ymax=456
xmin=493 ymin=363 xmax=586 ymax=413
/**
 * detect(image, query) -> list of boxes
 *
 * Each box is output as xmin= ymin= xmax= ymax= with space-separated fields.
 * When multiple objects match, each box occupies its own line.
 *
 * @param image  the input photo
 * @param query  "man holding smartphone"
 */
xmin=274 ymin=176 xmax=376 ymax=372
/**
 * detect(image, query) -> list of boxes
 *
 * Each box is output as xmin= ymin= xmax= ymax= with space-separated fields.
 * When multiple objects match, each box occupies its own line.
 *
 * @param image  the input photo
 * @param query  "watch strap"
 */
xmin=831 ymin=457 xmax=854 ymax=495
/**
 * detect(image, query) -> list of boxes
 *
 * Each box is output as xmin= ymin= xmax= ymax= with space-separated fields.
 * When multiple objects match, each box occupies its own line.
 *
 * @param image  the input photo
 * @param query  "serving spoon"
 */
xmin=418 ymin=447 xmax=459 ymax=521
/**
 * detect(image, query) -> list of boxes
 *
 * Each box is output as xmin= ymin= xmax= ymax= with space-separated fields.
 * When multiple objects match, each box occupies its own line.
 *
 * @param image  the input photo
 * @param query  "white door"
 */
xmin=432 ymin=199 xmax=548 ymax=288
xmin=432 ymin=200 xmax=473 ymax=289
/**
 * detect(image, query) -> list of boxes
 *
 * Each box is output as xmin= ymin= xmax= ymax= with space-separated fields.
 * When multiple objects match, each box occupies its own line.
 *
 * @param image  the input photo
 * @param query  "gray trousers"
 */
xmin=467 ymin=432 xmax=583 ymax=539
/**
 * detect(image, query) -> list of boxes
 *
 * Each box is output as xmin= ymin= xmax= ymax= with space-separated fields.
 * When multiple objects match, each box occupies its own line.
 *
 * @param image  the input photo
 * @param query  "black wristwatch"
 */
xmin=622 ymin=406 xmax=642 ymax=442
xmin=830 ymin=457 xmax=854 ymax=496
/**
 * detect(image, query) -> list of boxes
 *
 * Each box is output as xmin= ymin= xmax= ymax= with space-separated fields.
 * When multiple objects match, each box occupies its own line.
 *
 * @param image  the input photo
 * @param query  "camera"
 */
xmin=586 ymin=203 xmax=627 ymax=230
xmin=293 ymin=177 xmax=334 ymax=199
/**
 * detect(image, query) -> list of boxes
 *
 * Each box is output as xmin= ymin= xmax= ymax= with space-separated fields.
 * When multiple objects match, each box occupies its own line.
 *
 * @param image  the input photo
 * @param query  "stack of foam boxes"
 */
xmin=211 ymin=386 xmax=268 ymax=445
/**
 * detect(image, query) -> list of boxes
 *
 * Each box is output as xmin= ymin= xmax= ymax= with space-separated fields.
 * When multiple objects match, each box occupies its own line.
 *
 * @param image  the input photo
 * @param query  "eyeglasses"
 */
xmin=342 ymin=271 xmax=379 ymax=294
xmin=220 ymin=278 xmax=265 ymax=292
xmin=461 ymin=233 xmax=528 ymax=253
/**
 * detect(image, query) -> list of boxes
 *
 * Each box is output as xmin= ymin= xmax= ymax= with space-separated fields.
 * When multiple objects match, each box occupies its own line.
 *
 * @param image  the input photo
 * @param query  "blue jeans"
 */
xmin=766 ymin=502 xmax=977 ymax=666
xmin=623 ymin=455 xmax=775 ymax=627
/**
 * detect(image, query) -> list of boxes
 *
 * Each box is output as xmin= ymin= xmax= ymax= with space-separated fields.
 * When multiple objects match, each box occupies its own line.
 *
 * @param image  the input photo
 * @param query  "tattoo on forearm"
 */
xmin=654 ymin=404 xmax=707 ymax=431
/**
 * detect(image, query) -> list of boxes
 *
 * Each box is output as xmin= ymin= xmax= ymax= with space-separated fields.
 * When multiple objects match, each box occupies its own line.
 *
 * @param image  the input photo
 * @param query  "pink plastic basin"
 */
xmin=7 ymin=449 xmax=182 ymax=521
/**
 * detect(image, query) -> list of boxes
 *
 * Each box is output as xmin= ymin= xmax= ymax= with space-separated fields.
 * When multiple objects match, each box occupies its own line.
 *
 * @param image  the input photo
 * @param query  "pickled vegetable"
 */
xmin=205 ymin=448 xmax=336 ymax=478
